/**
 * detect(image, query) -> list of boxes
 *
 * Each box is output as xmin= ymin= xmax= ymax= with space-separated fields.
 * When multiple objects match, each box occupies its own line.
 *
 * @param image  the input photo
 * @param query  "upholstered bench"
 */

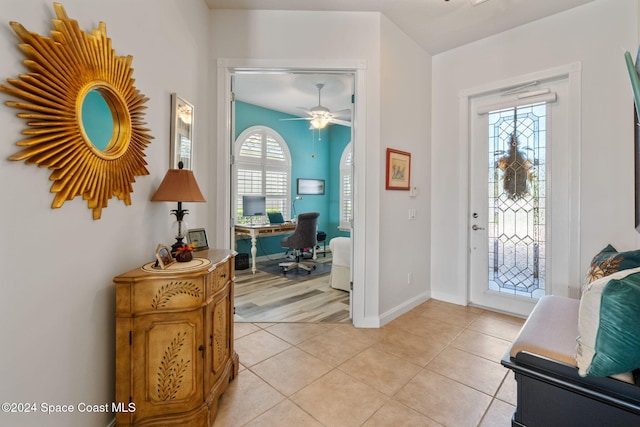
xmin=502 ymin=295 xmax=640 ymax=426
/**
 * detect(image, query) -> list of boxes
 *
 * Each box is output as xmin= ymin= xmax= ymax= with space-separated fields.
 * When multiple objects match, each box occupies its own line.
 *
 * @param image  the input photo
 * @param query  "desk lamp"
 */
xmin=151 ymin=161 xmax=206 ymax=252
xmin=292 ymin=196 xmax=303 ymax=219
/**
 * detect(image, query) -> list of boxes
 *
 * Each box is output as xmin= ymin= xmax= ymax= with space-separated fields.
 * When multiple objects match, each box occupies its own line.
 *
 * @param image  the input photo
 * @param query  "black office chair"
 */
xmin=279 ymin=212 xmax=319 ymax=274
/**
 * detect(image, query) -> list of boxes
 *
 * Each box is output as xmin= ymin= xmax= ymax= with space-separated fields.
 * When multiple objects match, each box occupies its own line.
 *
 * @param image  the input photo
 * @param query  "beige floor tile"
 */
xmin=234 ymin=329 xmax=291 ymax=367
xmin=422 ymin=299 xmax=486 ymax=315
xmin=362 ymin=399 xmax=443 ymax=427
xmin=332 ymin=322 xmax=387 ymax=346
xmin=426 ymin=346 xmax=508 ymax=395
xmin=291 ymin=369 xmax=388 ymax=427
xmin=372 ymin=328 xmax=448 ymax=366
xmin=296 ymin=327 xmax=372 ymax=366
xmin=419 ymin=303 xmax=484 ymax=327
xmin=265 ymin=322 xmax=336 ymax=345
xmin=213 ymin=369 xmax=284 ymax=427
xmin=450 ymin=329 xmax=512 ymax=363
xmin=395 ymin=369 xmax=492 ymax=427
xmin=235 ymin=322 xmax=262 ymax=339
xmin=496 ymin=373 xmax=517 ymax=406
xmin=479 ymin=398 xmax=515 ymax=427
xmin=338 ymin=347 xmax=421 ymax=396
xmin=388 ymin=315 xmax=465 ymax=345
xmin=481 ymin=309 xmax=526 ymax=325
xmin=251 ymin=347 xmax=332 ymax=396
xmin=245 ymin=399 xmax=324 ymax=427
xmin=467 ymin=314 xmax=525 ymax=342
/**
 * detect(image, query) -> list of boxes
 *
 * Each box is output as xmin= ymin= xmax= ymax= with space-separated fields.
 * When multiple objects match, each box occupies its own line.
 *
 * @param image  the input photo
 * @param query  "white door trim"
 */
xmin=459 ymin=62 xmax=582 ymax=314
xmin=215 ymin=58 xmax=369 ymax=327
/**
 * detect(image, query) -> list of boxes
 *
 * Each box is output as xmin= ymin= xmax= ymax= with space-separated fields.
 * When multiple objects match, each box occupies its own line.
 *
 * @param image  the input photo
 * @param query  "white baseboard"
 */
xmin=378 ymin=291 xmax=431 ymax=326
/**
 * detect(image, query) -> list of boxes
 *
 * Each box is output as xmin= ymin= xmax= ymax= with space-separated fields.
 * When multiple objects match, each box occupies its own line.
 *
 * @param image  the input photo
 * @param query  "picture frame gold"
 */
xmin=155 ymin=244 xmax=175 ymax=270
xmin=170 ymin=93 xmax=194 ymax=170
xmin=385 ymin=148 xmax=411 ymax=190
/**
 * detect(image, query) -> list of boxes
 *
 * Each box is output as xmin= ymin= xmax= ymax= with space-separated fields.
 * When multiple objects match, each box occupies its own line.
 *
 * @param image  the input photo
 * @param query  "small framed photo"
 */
xmin=187 ymin=228 xmax=209 ymax=250
xmin=170 ymin=93 xmax=194 ymax=170
xmin=385 ymin=148 xmax=411 ymax=190
xmin=297 ymin=178 xmax=325 ymax=195
xmin=155 ymin=244 xmax=175 ymax=269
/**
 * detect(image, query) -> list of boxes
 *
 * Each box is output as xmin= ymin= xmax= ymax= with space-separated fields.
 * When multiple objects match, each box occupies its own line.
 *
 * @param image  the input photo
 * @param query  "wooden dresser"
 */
xmin=114 ymin=249 xmax=238 ymax=426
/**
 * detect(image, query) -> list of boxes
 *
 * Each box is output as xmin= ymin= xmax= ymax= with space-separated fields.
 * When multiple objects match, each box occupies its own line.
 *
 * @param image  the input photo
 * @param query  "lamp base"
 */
xmin=171 ymin=238 xmax=186 ymax=254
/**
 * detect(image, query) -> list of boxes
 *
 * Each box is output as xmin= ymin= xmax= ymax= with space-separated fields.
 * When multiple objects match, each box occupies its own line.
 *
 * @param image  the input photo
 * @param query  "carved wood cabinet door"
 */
xmin=205 ymin=284 xmax=231 ymax=393
xmin=131 ymin=310 xmax=204 ymax=424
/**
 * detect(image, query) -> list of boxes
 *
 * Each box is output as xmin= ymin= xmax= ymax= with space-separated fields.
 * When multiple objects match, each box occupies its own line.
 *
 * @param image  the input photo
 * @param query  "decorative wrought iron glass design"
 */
xmin=487 ymin=103 xmax=546 ymax=299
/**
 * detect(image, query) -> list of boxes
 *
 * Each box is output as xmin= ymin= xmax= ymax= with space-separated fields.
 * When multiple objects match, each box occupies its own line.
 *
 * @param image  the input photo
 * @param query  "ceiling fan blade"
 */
xmin=297 ymin=107 xmax=313 ymax=116
xmin=280 ymin=117 xmax=311 ymax=121
xmin=331 ymin=118 xmax=352 ymax=127
xmin=331 ymin=109 xmax=352 ymax=118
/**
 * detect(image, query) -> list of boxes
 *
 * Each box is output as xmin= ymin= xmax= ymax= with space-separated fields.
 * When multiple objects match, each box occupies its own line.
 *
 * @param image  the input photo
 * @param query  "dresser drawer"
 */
xmin=131 ymin=276 xmax=206 ymax=313
xmin=209 ymin=259 xmax=231 ymax=296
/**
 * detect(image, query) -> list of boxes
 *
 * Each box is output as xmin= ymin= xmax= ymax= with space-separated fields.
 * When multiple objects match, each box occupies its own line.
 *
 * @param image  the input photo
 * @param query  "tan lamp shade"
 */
xmin=151 ymin=169 xmax=206 ymax=202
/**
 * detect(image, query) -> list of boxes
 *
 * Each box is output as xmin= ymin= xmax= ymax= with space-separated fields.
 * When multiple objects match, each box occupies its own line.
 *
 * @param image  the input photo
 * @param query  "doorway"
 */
xmin=466 ymin=64 xmax=581 ymax=316
xmin=216 ymin=61 xmax=366 ymax=325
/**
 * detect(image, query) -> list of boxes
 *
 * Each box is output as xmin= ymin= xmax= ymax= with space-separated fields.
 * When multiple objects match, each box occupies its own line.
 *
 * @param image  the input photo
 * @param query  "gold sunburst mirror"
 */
xmin=0 ymin=2 xmax=152 ymax=219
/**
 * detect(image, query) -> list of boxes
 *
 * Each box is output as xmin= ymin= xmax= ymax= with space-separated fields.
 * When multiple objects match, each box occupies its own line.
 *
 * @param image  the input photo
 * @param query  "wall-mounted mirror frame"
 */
xmin=0 ymin=3 xmax=153 ymax=219
xmin=170 ymin=93 xmax=194 ymax=170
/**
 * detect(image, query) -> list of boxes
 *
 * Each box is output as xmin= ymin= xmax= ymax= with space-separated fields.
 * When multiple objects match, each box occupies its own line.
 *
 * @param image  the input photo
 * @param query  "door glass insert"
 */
xmin=487 ymin=103 xmax=546 ymax=299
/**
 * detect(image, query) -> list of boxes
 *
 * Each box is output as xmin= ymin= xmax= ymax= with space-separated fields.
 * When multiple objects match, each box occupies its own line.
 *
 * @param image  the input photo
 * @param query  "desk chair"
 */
xmin=279 ymin=212 xmax=319 ymax=275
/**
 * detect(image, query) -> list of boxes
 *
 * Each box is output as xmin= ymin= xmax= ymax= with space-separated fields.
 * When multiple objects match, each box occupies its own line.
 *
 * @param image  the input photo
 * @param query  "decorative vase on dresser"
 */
xmin=114 ymin=249 xmax=238 ymax=426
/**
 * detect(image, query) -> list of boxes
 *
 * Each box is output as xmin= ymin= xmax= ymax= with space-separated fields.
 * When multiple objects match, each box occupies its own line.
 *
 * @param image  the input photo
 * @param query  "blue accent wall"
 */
xmin=235 ymin=101 xmax=350 ymax=258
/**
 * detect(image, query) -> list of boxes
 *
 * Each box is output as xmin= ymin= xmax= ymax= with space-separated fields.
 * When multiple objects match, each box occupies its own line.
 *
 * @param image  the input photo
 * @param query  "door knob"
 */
xmin=472 ymin=224 xmax=485 ymax=231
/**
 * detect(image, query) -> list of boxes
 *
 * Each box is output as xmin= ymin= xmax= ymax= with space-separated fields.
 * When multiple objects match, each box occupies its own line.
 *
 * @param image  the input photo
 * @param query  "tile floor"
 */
xmin=214 ymin=299 xmax=526 ymax=427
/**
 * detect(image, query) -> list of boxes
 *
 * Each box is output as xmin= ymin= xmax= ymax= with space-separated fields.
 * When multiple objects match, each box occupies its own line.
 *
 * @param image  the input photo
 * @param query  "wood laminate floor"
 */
xmin=234 ymin=254 xmax=351 ymax=323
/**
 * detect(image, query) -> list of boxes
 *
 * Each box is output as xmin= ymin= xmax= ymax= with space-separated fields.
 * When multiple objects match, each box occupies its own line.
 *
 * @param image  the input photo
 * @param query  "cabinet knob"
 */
xmin=198 ymin=344 xmax=205 ymax=358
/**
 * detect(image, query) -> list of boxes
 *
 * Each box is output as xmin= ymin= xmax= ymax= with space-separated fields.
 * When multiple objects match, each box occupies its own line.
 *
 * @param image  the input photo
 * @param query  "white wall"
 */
xmin=209 ymin=10 xmax=432 ymax=326
xmin=431 ymin=0 xmax=639 ymax=306
xmin=0 ymin=1 xmax=211 ymax=426
xmin=379 ymin=16 xmax=432 ymax=319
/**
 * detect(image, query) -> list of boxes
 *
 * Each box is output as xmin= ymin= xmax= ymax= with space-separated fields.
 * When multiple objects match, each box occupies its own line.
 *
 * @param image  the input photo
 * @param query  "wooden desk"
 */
xmin=234 ymin=223 xmax=296 ymax=273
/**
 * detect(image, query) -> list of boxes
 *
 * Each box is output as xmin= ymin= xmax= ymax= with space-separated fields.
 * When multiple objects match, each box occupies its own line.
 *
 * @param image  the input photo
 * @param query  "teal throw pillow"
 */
xmin=587 ymin=272 xmax=640 ymax=377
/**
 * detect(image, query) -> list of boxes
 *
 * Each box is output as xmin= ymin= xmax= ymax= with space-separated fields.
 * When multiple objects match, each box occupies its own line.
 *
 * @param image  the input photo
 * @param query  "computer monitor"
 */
xmin=242 ymin=195 xmax=266 ymax=216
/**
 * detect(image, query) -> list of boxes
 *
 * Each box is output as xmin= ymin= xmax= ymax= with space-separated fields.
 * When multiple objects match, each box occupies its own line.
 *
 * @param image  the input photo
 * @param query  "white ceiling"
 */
xmin=207 ymin=0 xmax=595 ymax=122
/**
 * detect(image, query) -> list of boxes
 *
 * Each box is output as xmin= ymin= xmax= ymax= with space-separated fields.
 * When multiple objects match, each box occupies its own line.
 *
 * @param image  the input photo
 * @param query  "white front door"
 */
xmin=468 ymin=74 xmax=575 ymax=316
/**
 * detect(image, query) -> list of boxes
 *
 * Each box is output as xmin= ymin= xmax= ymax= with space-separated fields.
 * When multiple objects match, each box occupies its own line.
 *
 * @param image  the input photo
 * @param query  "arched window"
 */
xmin=339 ymin=142 xmax=353 ymax=230
xmin=234 ymin=126 xmax=291 ymax=223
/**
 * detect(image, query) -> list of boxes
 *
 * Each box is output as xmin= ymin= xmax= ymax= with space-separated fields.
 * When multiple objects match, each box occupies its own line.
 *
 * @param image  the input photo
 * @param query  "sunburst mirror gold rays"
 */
xmin=0 ymin=2 xmax=152 ymax=219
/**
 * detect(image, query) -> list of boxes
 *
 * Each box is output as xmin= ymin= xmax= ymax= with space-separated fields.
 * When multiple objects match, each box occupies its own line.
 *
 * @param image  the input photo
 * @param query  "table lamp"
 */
xmin=151 ymin=161 xmax=206 ymax=252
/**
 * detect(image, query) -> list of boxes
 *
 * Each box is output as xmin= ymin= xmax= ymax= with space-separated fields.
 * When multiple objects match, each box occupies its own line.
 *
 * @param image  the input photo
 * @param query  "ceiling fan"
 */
xmin=282 ymin=83 xmax=351 ymax=129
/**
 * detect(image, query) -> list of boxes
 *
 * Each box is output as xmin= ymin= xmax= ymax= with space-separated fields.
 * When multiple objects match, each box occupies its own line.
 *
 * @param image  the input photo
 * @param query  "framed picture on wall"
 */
xmin=385 ymin=148 xmax=411 ymax=190
xmin=170 ymin=93 xmax=194 ymax=170
xmin=297 ymin=178 xmax=325 ymax=195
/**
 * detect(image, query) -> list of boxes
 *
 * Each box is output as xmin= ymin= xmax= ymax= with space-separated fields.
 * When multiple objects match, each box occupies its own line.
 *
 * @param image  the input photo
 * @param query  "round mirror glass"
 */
xmin=81 ymin=89 xmax=114 ymax=151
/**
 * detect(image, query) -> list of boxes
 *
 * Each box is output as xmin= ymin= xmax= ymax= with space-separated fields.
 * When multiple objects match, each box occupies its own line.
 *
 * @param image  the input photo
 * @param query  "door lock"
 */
xmin=472 ymin=224 xmax=485 ymax=231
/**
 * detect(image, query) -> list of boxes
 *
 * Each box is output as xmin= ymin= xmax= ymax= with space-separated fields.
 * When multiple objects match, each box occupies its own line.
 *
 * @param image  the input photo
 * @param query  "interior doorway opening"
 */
xmin=227 ymin=68 xmax=356 ymax=324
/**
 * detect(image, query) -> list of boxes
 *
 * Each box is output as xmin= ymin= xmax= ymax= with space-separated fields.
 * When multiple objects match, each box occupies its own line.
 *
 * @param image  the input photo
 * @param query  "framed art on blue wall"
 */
xmin=297 ymin=178 xmax=325 ymax=195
